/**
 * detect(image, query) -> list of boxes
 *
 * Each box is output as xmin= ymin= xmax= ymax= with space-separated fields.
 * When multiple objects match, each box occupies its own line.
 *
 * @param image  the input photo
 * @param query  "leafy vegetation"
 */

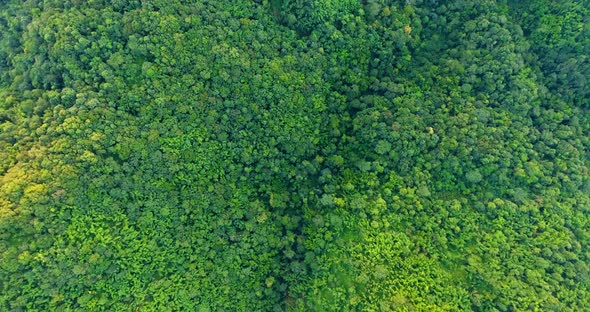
xmin=1 ymin=0 xmax=589 ymax=311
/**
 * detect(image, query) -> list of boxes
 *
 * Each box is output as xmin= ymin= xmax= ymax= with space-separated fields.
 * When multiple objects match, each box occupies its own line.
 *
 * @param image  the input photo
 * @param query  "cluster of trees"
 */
xmin=509 ymin=0 xmax=590 ymax=108
xmin=1 ymin=0 xmax=588 ymax=310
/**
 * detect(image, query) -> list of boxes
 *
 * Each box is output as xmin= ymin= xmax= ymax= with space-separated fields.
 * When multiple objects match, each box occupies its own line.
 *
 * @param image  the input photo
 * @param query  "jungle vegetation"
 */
xmin=1 ymin=0 xmax=589 ymax=311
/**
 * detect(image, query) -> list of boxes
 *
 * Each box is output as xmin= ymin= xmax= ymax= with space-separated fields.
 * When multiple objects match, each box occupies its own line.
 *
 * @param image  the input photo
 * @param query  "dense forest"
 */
xmin=1 ymin=0 xmax=589 ymax=310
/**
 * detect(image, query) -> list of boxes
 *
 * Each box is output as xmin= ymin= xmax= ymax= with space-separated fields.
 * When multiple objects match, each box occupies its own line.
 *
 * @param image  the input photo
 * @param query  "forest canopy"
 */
xmin=1 ymin=0 xmax=589 ymax=311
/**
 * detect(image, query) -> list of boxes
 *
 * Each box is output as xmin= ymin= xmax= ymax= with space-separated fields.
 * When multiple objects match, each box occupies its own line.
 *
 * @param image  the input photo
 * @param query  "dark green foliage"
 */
xmin=511 ymin=0 xmax=590 ymax=108
xmin=1 ymin=0 xmax=589 ymax=311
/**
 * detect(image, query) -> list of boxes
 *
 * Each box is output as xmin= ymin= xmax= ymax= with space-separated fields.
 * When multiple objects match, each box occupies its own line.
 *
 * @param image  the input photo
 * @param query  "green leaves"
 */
xmin=1 ymin=0 xmax=589 ymax=311
xmin=374 ymin=139 xmax=392 ymax=155
xmin=465 ymin=170 xmax=483 ymax=184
